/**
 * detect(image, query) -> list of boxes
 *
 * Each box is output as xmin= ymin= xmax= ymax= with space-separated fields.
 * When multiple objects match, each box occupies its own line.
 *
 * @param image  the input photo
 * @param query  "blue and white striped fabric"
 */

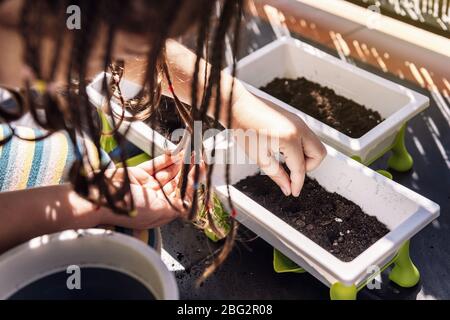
xmin=0 ymin=125 xmax=87 ymax=191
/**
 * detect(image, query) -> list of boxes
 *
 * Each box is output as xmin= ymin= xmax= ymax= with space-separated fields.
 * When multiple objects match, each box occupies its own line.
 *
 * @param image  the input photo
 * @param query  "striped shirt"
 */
xmin=0 ymin=125 xmax=105 ymax=191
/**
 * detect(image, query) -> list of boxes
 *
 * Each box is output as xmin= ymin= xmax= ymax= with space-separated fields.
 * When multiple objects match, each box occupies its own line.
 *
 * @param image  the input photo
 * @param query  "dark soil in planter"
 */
xmin=260 ymin=77 xmax=384 ymax=138
xmin=146 ymin=96 xmax=224 ymax=141
xmin=234 ymin=173 xmax=389 ymax=262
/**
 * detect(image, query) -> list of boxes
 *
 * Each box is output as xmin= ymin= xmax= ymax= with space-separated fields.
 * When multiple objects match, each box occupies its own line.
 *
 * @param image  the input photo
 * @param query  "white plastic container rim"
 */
xmin=0 ymin=229 xmax=179 ymax=300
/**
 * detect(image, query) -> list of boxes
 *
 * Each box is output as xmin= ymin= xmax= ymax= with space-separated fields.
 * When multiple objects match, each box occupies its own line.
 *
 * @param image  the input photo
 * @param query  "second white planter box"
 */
xmin=227 ymin=37 xmax=429 ymax=165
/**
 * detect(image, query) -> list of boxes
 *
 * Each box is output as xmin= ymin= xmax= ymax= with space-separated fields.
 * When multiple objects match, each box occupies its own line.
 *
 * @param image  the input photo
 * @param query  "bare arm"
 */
xmin=0 ymin=153 xmax=196 ymax=254
xmin=163 ymin=39 xmax=243 ymax=127
xmin=0 ymin=184 xmax=105 ymax=253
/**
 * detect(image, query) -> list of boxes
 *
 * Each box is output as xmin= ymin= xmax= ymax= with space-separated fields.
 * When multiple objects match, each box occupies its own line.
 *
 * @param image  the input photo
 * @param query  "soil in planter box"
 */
xmin=145 ymin=96 xmax=224 ymax=142
xmin=260 ymin=77 xmax=384 ymax=138
xmin=234 ymin=173 xmax=389 ymax=261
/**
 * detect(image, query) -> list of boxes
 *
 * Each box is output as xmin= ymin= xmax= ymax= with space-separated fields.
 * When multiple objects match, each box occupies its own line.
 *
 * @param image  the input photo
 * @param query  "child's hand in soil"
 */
xmin=101 ymin=153 xmax=204 ymax=230
xmin=232 ymin=91 xmax=327 ymax=197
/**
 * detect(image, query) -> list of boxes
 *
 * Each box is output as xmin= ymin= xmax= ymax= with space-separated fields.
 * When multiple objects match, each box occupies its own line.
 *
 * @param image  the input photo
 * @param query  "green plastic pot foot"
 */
xmin=98 ymin=111 xmax=118 ymax=154
xmin=330 ymin=283 xmax=357 ymax=300
xmin=273 ymin=249 xmax=305 ymax=273
xmin=389 ymin=240 xmax=420 ymax=288
xmin=388 ymin=124 xmax=413 ymax=172
xmin=376 ymin=169 xmax=393 ymax=180
xmin=351 ymin=155 xmax=362 ymax=163
xmin=124 ymin=153 xmax=151 ymax=167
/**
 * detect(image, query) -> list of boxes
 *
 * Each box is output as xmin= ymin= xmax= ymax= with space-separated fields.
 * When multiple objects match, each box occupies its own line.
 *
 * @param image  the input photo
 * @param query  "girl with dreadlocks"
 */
xmin=0 ymin=0 xmax=325 ymax=278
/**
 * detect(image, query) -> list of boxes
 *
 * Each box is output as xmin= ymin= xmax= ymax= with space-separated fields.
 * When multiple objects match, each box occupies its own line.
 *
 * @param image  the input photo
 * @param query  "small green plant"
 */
xmin=195 ymin=187 xmax=231 ymax=242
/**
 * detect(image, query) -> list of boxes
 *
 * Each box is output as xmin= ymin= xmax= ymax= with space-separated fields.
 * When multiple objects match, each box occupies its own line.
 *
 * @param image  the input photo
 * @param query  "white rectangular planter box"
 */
xmin=211 ymin=140 xmax=439 ymax=287
xmin=86 ymin=72 xmax=227 ymax=157
xmin=227 ymin=37 xmax=429 ymax=164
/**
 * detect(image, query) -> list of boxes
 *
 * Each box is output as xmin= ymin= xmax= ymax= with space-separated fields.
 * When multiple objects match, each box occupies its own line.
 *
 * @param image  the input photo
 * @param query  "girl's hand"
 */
xmin=232 ymin=92 xmax=327 ymax=197
xmin=148 ymin=40 xmax=325 ymax=197
xmin=101 ymin=153 xmax=203 ymax=230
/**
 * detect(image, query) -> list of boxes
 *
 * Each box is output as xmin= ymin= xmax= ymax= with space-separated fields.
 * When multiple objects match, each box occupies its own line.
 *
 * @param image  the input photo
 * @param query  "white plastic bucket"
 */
xmin=0 ymin=229 xmax=179 ymax=299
